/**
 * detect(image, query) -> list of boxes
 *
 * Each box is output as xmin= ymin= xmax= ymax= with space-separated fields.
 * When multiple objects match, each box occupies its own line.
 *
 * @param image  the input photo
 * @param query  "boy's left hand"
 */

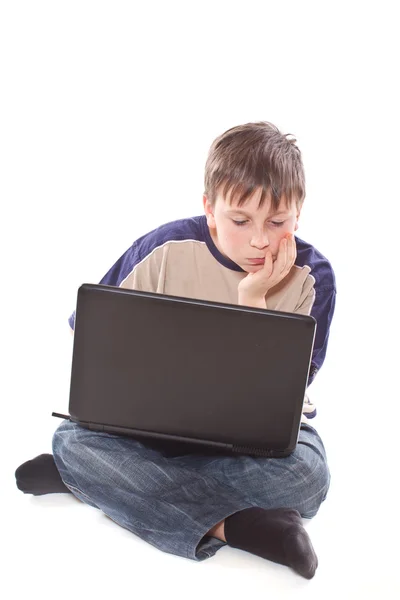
xmin=238 ymin=233 xmax=297 ymax=307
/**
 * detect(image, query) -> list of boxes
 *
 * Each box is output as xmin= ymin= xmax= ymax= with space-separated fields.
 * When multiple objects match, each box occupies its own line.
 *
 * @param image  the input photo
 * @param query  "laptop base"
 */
xmin=51 ymin=412 xmax=290 ymax=458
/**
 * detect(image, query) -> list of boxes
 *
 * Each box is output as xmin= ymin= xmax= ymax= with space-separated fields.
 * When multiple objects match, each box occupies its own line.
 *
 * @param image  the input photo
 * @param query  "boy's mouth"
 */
xmin=247 ymin=258 xmax=265 ymax=265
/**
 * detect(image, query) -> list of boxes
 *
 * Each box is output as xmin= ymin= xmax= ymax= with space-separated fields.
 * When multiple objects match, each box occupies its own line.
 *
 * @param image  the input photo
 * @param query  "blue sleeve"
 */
xmin=308 ymin=285 xmax=336 ymax=386
xmin=68 ymin=242 xmax=139 ymax=330
xmin=67 ymin=216 xmax=205 ymax=330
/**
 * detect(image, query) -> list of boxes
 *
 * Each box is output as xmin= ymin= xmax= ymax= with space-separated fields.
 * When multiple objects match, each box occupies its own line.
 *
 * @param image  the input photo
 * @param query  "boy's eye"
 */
xmin=232 ymin=219 xmax=285 ymax=227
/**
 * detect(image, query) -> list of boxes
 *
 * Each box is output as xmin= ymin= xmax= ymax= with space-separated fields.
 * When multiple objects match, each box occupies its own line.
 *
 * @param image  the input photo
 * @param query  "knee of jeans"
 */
xmin=52 ymin=421 xmax=69 ymax=454
xmin=51 ymin=422 xmax=100 ymax=508
xmin=295 ymin=454 xmax=331 ymax=518
xmin=52 ymin=421 xmax=83 ymax=480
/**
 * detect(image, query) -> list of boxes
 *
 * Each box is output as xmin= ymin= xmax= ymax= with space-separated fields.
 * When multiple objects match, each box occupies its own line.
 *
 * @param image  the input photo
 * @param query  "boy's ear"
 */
xmin=203 ymin=194 xmax=216 ymax=228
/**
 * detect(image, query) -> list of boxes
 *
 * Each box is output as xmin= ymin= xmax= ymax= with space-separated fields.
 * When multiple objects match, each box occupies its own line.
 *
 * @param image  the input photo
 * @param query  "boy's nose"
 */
xmin=250 ymin=234 xmax=270 ymax=249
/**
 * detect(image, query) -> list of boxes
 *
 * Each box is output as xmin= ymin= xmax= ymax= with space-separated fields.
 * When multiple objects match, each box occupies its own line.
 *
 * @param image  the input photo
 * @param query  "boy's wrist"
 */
xmin=238 ymin=293 xmax=267 ymax=309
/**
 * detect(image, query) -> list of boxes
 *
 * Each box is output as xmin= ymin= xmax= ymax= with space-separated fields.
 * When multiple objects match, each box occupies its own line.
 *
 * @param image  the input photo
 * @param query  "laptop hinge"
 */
xmin=51 ymin=413 xmax=104 ymax=433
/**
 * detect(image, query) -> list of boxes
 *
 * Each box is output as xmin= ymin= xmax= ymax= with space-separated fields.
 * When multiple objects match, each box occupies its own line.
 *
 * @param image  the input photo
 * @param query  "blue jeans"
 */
xmin=52 ymin=420 xmax=330 ymax=561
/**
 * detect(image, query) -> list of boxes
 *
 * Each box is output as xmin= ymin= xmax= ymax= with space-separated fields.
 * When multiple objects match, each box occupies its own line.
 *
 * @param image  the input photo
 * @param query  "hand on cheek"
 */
xmin=238 ymin=232 xmax=297 ymax=305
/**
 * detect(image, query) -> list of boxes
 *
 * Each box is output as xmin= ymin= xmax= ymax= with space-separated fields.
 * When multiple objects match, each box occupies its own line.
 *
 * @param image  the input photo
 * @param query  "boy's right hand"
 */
xmin=238 ymin=233 xmax=297 ymax=308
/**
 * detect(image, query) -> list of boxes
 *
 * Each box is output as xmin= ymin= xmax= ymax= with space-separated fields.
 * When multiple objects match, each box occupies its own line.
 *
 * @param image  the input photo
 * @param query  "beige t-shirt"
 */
xmin=120 ymin=238 xmax=316 ymax=316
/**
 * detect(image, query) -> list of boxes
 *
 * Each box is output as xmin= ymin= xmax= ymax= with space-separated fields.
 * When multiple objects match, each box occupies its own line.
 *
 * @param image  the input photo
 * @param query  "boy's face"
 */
xmin=203 ymin=188 xmax=301 ymax=273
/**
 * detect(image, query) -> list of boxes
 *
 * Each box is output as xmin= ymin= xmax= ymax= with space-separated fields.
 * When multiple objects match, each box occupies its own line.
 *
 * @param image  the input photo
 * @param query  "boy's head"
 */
xmin=203 ymin=121 xmax=305 ymax=272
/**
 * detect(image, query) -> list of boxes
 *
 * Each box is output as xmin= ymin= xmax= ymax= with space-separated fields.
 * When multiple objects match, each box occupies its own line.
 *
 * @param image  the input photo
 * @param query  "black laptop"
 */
xmin=53 ymin=283 xmax=316 ymax=458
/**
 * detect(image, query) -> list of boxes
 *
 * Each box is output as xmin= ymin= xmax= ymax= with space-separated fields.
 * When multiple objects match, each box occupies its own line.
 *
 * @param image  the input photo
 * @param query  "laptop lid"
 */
xmin=65 ymin=284 xmax=316 ymax=457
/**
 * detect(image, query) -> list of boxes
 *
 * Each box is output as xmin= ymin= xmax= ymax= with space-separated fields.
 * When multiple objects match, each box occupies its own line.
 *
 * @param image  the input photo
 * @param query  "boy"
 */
xmin=16 ymin=121 xmax=336 ymax=579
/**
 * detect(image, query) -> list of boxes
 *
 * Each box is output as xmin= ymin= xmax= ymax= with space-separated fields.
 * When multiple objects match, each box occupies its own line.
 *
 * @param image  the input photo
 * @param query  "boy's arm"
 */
xmin=307 ymin=284 xmax=336 ymax=385
xmin=237 ymin=240 xmax=336 ymax=387
xmin=294 ymin=283 xmax=315 ymax=316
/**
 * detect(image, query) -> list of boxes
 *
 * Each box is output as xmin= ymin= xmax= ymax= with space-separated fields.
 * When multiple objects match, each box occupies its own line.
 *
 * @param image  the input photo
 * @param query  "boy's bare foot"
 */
xmin=210 ymin=507 xmax=318 ymax=579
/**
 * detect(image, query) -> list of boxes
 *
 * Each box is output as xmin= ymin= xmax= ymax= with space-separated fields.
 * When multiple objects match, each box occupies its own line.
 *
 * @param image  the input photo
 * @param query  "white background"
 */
xmin=1 ymin=1 xmax=399 ymax=598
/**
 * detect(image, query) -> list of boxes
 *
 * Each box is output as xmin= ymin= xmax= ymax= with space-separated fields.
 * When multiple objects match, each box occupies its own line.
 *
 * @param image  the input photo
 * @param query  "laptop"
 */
xmin=52 ymin=283 xmax=316 ymax=458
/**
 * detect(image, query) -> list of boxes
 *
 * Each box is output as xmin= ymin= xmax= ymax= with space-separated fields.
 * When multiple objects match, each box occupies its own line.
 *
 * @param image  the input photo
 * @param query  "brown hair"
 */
xmin=204 ymin=121 xmax=305 ymax=211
